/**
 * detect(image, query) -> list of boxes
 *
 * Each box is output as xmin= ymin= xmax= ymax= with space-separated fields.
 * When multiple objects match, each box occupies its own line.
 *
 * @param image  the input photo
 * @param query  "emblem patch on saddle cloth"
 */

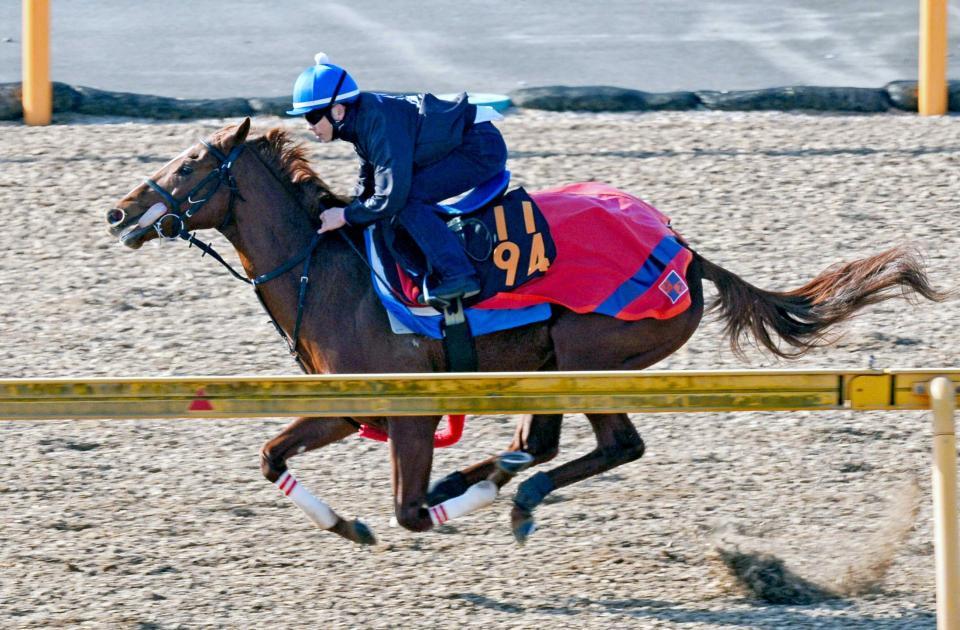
xmin=450 ymin=188 xmax=556 ymax=301
xmin=658 ymin=270 xmax=689 ymax=304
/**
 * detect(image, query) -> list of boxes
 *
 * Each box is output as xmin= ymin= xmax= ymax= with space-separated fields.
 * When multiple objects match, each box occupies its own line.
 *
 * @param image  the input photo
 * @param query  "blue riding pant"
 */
xmin=395 ymin=122 xmax=507 ymax=279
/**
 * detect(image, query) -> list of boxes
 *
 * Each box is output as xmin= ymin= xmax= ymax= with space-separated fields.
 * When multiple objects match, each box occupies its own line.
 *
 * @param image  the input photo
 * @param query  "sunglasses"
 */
xmin=305 ymin=107 xmax=330 ymax=126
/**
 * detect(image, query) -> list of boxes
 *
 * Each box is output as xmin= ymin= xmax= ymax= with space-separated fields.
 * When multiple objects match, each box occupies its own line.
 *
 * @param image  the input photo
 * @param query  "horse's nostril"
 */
xmin=107 ymin=208 xmax=126 ymax=226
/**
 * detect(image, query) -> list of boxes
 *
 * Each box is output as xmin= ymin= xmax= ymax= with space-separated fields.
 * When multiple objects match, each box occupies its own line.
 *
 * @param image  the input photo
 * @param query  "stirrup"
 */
xmin=422 ymin=280 xmax=480 ymax=309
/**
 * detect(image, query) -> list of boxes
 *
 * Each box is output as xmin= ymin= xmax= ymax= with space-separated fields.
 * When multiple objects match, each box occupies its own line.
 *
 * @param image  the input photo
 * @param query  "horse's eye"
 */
xmin=177 ymin=164 xmax=193 ymax=176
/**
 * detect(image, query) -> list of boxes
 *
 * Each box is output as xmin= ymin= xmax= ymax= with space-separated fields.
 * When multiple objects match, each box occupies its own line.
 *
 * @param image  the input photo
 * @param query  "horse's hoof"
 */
xmin=513 ymin=517 xmax=537 ymax=545
xmin=497 ymin=451 xmax=534 ymax=475
xmin=349 ymin=519 xmax=378 ymax=546
xmin=511 ymin=506 xmax=537 ymax=544
xmin=330 ymin=517 xmax=376 ymax=544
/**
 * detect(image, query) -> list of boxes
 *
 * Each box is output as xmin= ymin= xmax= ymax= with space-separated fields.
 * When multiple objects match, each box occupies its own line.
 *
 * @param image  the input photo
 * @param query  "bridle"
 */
xmin=142 ymin=138 xmax=323 ymax=370
xmin=144 ymin=140 xmax=246 ymax=242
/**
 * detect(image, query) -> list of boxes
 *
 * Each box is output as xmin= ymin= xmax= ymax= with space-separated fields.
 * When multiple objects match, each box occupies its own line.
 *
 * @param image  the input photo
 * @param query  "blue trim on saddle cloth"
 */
xmin=364 ymin=225 xmax=551 ymax=339
xmin=595 ymin=235 xmax=684 ymax=317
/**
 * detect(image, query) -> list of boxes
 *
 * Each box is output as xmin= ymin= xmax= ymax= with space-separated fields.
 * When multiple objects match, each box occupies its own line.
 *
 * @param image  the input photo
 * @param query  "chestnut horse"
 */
xmin=107 ymin=119 xmax=942 ymax=545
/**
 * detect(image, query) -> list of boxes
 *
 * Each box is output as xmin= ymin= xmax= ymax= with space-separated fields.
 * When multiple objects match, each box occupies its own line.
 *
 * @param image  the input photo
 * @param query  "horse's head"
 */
xmin=106 ymin=118 xmax=251 ymax=249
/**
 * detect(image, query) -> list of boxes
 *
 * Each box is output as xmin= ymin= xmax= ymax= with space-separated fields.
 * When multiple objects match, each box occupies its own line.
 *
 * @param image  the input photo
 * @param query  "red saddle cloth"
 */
xmin=475 ymin=182 xmax=693 ymax=320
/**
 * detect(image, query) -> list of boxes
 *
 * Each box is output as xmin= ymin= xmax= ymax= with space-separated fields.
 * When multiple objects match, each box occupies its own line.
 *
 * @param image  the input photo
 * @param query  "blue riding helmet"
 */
xmin=287 ymin=53 xmax=360 ymax=116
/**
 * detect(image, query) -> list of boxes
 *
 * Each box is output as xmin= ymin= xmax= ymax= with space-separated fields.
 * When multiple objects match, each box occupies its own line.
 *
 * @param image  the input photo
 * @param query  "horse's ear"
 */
xmin=231 ymin=117 xmax=251 ymax=146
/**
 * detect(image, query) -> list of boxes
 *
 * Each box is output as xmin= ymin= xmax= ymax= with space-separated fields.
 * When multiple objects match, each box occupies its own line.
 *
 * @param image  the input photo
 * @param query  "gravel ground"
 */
xmin=1 ymin=110 xmax=958 ymax=629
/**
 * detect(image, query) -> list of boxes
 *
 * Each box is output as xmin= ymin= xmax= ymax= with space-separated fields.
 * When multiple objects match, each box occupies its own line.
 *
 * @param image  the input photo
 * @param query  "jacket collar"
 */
xmin=334 ymin=101 xmax=359 ymax=143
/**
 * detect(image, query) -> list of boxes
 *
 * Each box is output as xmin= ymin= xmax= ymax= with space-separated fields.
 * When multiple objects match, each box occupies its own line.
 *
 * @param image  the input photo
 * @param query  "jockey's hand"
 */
xmin=317 ymin=208 xmax=347 ymax=234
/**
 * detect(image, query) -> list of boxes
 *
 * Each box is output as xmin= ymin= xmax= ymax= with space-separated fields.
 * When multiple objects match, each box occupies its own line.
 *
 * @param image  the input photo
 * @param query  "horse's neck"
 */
xmin=222 ymin=160 xmax=367 ymax=357
xmin=224 ymin=181 xmax=315 ymax=278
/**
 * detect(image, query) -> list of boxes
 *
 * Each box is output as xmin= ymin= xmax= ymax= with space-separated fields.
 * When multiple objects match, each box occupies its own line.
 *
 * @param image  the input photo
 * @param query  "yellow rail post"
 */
xmin=21 ymin=0 xmax=51 ymax=125
xmin=930 ymin=377 xmax=959 ymax=630
xmin=919 ymin=0 xmax=949 ymax=116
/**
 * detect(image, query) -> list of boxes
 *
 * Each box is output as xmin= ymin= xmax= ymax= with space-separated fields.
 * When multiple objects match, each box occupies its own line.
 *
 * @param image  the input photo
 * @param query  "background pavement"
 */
xmin=2 ymin=1 xmax=959 ymax=99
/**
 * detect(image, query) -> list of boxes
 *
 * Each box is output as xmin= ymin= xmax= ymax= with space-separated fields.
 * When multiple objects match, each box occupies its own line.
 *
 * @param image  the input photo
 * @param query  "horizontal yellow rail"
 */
xmin=1 ymin=369 xmax=958 ymax=420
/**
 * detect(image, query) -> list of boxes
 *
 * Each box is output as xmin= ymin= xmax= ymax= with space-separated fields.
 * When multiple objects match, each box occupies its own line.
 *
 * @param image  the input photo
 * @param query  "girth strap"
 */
xmin=440 ymin=298 xmax=478 ymax=372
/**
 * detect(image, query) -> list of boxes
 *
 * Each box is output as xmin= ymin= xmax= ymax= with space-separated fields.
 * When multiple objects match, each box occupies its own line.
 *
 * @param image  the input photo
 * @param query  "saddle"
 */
xmin=364 ymin=170 xmax=555 ymax=373
xmin=437 ymin=169 xmax=511 ymax=217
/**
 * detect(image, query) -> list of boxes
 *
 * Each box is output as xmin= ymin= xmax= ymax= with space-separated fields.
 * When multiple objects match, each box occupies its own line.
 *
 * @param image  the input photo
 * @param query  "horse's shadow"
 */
xmin=443 ymin=592 xmax=934 ymax=628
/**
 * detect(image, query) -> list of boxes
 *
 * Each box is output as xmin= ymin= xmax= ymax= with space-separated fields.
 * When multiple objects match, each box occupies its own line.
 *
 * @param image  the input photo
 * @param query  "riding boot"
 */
xmin=396 ymin=201 xmax=480 ymax=300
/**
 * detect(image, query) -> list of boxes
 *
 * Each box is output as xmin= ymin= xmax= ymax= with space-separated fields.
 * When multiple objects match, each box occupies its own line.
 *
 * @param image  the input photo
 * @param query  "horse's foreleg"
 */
xmin=426 ymin=413 xmax=562 ymax=506
xmin=510 ymin=412 xmax=645 ymax=543
xmin=260 ymin=416 xmax=375 ymax=545
xmin=388 ymin=416 xmax=440 ymax=531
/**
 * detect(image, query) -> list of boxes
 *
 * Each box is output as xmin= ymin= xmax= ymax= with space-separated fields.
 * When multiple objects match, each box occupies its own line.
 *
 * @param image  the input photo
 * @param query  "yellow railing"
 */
xmin=2 ymin=368 xmax=958 ymax=420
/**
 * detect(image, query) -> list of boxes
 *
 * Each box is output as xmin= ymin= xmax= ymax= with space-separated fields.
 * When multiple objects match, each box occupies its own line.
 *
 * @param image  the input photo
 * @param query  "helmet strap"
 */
xmin=318 ymin=69 xmax=348 ymax=139
xmin=326 ymin=110 xmax=341 ymax=140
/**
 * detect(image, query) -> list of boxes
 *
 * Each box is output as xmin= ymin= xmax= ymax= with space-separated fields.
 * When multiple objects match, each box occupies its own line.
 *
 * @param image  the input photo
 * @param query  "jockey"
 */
xmin=288 ymin=53 xmax=508 ymax=302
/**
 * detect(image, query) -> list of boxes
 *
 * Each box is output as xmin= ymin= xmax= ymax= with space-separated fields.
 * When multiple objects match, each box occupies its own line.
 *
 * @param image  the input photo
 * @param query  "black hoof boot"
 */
xmin=509 ymin=471 xmax=554 ymax=544
xmin=350 ymin=519 xmax=377 ymax=546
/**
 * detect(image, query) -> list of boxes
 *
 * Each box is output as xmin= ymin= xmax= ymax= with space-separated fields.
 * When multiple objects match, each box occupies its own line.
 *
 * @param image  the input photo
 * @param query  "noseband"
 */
xmin=143 ymin=138 xmax=323 ymax=370
xmin=144 ymin=140 xmax=245 ymax=240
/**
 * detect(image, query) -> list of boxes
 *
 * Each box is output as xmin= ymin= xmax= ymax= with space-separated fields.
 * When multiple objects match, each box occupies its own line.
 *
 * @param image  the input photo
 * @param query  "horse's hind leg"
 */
xmin=510 ymin=412 xmax=644 ymax=543
xmin=507 ymin=298 xmax=704 ymax=542
xmin=260 ymin=417 xmax=376 ymax=545
xmin=426 ymin=413 xmax=562 ymax=506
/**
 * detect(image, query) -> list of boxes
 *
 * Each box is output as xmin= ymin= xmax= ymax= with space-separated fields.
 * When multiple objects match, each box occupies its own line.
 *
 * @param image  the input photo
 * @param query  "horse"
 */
xmin=106 ymin=118 xmax=944 ymax=545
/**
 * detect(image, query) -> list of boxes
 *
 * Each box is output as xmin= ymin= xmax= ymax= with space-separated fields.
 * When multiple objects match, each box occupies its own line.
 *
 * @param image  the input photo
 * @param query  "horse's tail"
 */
xmin=695 ymin=246 xmax=946 ymax=358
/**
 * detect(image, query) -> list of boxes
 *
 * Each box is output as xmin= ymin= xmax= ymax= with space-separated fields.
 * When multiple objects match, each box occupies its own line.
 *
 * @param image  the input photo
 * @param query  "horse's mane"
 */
xmin=214 ymin=125 xmax=350 ymax=223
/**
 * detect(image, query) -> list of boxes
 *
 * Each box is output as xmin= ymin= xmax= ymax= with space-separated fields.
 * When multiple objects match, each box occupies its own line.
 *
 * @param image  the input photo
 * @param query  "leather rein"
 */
xmin=143 ymin=139 xmax=322 ymax=371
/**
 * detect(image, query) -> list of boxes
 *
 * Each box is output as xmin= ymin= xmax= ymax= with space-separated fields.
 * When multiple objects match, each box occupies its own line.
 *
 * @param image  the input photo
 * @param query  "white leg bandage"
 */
xmin=275 ymin=470 xmax=338 ymax=530
xmin=428 ymin=480 xmax=498 ymax=526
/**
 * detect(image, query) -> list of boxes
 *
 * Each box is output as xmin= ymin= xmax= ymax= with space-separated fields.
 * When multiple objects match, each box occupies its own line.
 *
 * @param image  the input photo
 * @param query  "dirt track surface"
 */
xmin=1 ymin=110 xmax=958 ymax=629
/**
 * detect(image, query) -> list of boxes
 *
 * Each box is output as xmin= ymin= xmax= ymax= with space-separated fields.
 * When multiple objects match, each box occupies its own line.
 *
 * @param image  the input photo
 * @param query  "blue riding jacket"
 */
xmin=334 ymin=92 xmax=478 ymax=226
